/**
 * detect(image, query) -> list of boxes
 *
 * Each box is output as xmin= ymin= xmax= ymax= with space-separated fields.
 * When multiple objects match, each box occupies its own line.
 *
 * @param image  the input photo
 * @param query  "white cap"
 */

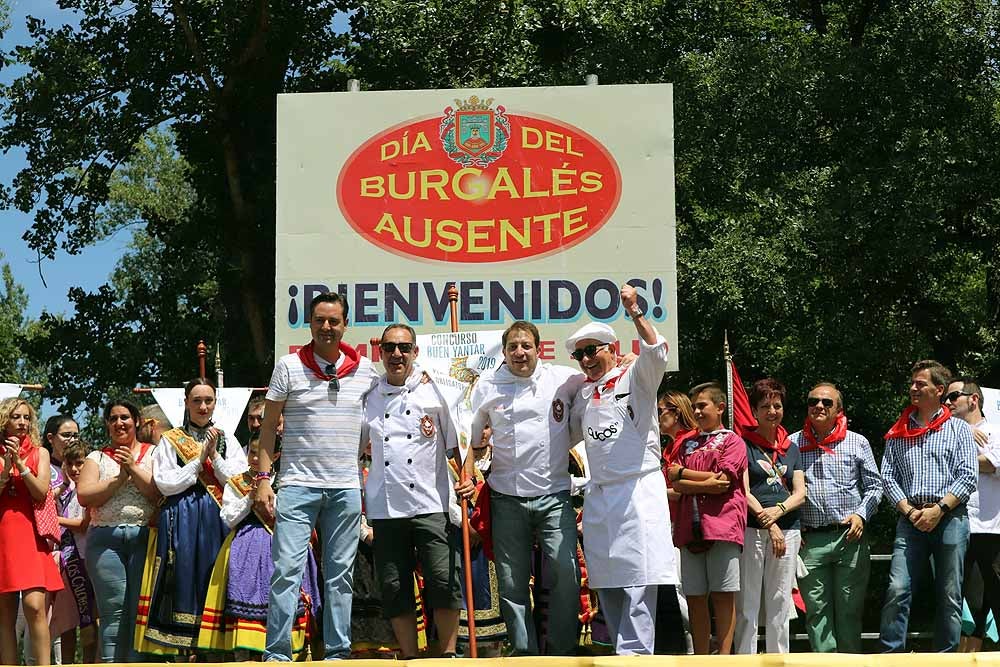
xmin=565 ymin=322 xmax=618 ymax=353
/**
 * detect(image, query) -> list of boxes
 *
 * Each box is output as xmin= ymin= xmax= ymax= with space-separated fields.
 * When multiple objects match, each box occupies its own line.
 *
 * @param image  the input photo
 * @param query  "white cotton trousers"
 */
xmin=597 ymin=585 xmax=659 ymax=655
xmin=735 ymin=526 xmax=801 ymax=654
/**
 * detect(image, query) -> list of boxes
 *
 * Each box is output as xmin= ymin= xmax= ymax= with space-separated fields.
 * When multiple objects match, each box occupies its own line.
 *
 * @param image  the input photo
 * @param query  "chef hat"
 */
xmin=565 ymin=322 xmax=618 ymax=353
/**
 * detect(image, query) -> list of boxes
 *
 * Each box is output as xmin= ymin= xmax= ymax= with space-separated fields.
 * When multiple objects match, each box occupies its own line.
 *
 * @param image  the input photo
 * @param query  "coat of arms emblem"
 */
xmin=440 ymin=96 xmax=510 ymax=167
xmin=420 ymin=415 xmax=436 ymax=438
xmin=552 ymin=398 xmax=565 ymax=423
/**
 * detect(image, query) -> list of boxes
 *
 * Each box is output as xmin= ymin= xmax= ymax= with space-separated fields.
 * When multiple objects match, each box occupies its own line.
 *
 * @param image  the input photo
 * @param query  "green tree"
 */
xmin=24 ymin=128 xmax=218 ymax=413
xmin=1 ymin=1 xmax=351 ymax=396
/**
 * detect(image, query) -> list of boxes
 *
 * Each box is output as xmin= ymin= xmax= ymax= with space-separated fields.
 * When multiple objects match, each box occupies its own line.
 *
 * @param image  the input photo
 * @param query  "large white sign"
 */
xmin=276 ymin=84 xmax=678 ymax=368
xmin=984 ymin=387 xmax=1000 ymax=427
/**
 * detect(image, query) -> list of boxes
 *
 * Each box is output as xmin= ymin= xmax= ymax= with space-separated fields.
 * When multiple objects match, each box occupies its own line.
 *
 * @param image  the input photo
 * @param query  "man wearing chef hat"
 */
xmin=565 ymin=283 xmax=676 ymax=655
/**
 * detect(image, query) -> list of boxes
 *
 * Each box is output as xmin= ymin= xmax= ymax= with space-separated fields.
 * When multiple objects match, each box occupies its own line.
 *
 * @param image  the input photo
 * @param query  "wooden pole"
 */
xmin=197 ymin=340 xmax=208 ymax=378
xmin=450 ymin=283 xmax=478 ymax=657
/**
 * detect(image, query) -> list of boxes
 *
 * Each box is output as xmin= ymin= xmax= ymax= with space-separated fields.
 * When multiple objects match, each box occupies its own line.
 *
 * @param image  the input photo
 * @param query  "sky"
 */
xmin=1 ymin=0 xmax=132 ymax=319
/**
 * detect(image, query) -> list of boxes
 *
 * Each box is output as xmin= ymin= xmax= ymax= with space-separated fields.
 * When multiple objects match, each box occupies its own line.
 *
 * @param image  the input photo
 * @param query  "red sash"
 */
xmin=799 ymin=413 xmax=848 ymax=454
xmin=884 ymin=405 xmax=951 ymax=441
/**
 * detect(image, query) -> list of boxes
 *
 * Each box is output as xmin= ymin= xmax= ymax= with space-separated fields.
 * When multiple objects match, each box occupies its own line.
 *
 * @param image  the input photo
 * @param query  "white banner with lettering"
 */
xmin=414 ymin=330 xmax=504 ymax=456
xmin=151 ymin=387 xmax=253 ymax=449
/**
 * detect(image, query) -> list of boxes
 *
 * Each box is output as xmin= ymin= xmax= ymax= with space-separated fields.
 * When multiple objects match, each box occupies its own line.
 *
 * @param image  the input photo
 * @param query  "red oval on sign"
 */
xmin=336 ymin=104 xmax=621 ymax=263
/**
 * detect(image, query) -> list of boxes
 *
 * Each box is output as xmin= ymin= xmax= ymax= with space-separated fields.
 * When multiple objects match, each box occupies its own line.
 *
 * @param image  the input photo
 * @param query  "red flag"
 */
xmin=729 ymin=359 xmax=757 ymax=434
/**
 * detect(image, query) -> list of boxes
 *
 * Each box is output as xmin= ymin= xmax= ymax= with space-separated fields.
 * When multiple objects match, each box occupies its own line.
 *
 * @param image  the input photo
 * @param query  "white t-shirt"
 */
xmin=266 ymin=347 xmax=379 ymax=488
xmin=968 ymin=419 xmax=1000 ymax=534
xmin=470 ymin=362 xmax=584 ymax=497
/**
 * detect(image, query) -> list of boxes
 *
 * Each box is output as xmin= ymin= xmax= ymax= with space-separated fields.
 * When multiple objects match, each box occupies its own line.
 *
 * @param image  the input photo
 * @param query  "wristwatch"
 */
xmin=936 ymin=501 xmax=950 ymax=514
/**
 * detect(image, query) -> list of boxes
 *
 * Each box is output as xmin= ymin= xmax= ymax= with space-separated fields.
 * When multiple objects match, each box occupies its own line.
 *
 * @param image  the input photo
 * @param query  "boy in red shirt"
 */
xmin=665 ymin=382 xmax=748 ymax=655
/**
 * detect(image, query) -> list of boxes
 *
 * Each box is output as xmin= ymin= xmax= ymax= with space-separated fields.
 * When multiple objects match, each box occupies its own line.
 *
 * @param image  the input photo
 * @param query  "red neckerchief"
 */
xmin=884 ymin=405 xmax=951 ymax=441
xmin=589 ymin=371 xmax=623 ymax=400
xmin=742 ymin=425 xmax=791 ymax=464
xmin=799 ymin=413 xmax=848 ymax=454
xmin=297 ymin=341 xmax=359 ymax=381
xmin=663 ymin=428 xmax=698 ymax=467
xmin=13 ymin=435 xmax=39 ymax=479
xmin=101 ymin=442 xmax=152 ymax=464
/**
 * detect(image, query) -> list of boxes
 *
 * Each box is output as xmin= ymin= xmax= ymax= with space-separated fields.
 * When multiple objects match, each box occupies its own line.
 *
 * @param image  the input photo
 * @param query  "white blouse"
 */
xmin=152 ymin=426 xmax=248 ymax=497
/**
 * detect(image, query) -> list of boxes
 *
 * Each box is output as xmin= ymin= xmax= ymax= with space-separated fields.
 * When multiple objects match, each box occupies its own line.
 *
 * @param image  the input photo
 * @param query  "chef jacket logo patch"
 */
xmin=552 ymin=398 xmax=565 ymax=423
xmin=420 ymin=415 xmax=436 ymax=438
xmin=587 ymin=423 xmax=619 ymax=441
xmin=440 ymin=96 xmax=510 ymax=168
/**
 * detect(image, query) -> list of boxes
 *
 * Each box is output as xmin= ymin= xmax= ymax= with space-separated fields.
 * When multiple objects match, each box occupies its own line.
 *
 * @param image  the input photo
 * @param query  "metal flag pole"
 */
xmin=215 ymin=344 xmax=225 ymax=388
xmin=724 ymin=330 xmax=734 ymax=430
xmin=449 ymin=283 xmax=479 ymax=657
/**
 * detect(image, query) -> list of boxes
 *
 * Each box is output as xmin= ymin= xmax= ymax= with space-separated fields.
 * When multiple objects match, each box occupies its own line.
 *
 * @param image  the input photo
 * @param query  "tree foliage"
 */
xmin=2 ymin=0 xmax=351 ymax=404
xmin=3 ymin=0 xmax=999 ymax=445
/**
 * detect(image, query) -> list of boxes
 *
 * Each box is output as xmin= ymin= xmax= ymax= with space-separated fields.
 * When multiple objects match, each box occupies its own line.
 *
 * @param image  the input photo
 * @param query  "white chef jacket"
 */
xmin=578 ymin=334 xmax=676 ymax=588
xmin=361 ymin=367 xmax=458 ymax=520
xmin=470 ymin=362 xmax=584 ymax=497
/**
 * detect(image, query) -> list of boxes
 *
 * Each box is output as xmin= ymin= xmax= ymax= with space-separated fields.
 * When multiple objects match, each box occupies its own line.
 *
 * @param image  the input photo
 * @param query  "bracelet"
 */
xmin=254 ymin=471 xmax=272 ymax=480
xmin=675 ymin=466 xmax=686 ymax=482
xmin=905 ymin=506 xmax=916 ymax=519
xmin=777 ymin=502 xmax=787 ymax=514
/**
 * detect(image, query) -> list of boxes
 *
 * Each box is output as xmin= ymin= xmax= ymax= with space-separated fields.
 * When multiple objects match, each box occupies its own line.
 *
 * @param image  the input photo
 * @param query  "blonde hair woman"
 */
xmin=0 ymin=398 xmax=63 ymax=665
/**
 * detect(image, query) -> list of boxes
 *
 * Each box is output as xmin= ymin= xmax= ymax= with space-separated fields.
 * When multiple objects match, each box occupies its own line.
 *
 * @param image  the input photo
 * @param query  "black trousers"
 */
xmin=654 ymin=583 xmax=688 ymax=654
xmin=963 ymin=532 xmax=1000 ymax=639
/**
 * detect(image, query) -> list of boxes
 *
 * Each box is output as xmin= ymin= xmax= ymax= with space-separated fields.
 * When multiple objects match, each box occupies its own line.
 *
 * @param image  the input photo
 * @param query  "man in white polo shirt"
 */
xmin=945 ymin=377 xmax=1000 ymax=652
xmin=253 ymin=292 xmax=379 ymax=661
xmin=469 ymin=320 xmax=584 ymax=655
xmin=361 ymin=323 xmax=470 ymax=658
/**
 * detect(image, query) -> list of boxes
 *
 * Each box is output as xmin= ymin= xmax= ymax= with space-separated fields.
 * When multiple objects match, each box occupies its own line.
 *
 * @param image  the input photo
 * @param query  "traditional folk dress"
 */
xmin=197 ymin=468 xmax=320 ymax=657
xmin=135 ymin=425 xmax=247 ymax=652
xmin=0 ymin=437 xmax=62 ymax=594
xmin=446 ymin=458 xmax=507 ymax=653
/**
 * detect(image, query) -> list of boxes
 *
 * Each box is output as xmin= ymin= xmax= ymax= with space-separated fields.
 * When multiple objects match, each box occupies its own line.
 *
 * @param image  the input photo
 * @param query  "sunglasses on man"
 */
xmin=570 ymin=343 xmax=610 ymax=362
xmin=806 ymin=397 xmax=835 ymax=408
xmin=944 ymin=390 xmax=972 ymax=403
xmin=324 ymin=364 xmax=340 ymax=392
xmin=379 ymin=342 xmax=415 ymax=355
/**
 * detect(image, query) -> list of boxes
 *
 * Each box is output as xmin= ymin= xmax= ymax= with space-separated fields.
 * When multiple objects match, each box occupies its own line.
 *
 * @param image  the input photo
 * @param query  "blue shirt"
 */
xmin=881 ymin=410 xmax=978 ymax=506
xmin=790 ymin=428 xmax=883 ymax=527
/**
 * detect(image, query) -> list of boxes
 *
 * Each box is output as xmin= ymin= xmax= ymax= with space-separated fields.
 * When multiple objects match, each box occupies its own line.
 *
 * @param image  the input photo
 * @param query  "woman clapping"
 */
xmin=77 ymin=399 xmax=160 ymax=662
xmin=0 ymin=398 xmax=63 ymax=665
xmin=142 ymin=378 xmax=248 ymax=654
